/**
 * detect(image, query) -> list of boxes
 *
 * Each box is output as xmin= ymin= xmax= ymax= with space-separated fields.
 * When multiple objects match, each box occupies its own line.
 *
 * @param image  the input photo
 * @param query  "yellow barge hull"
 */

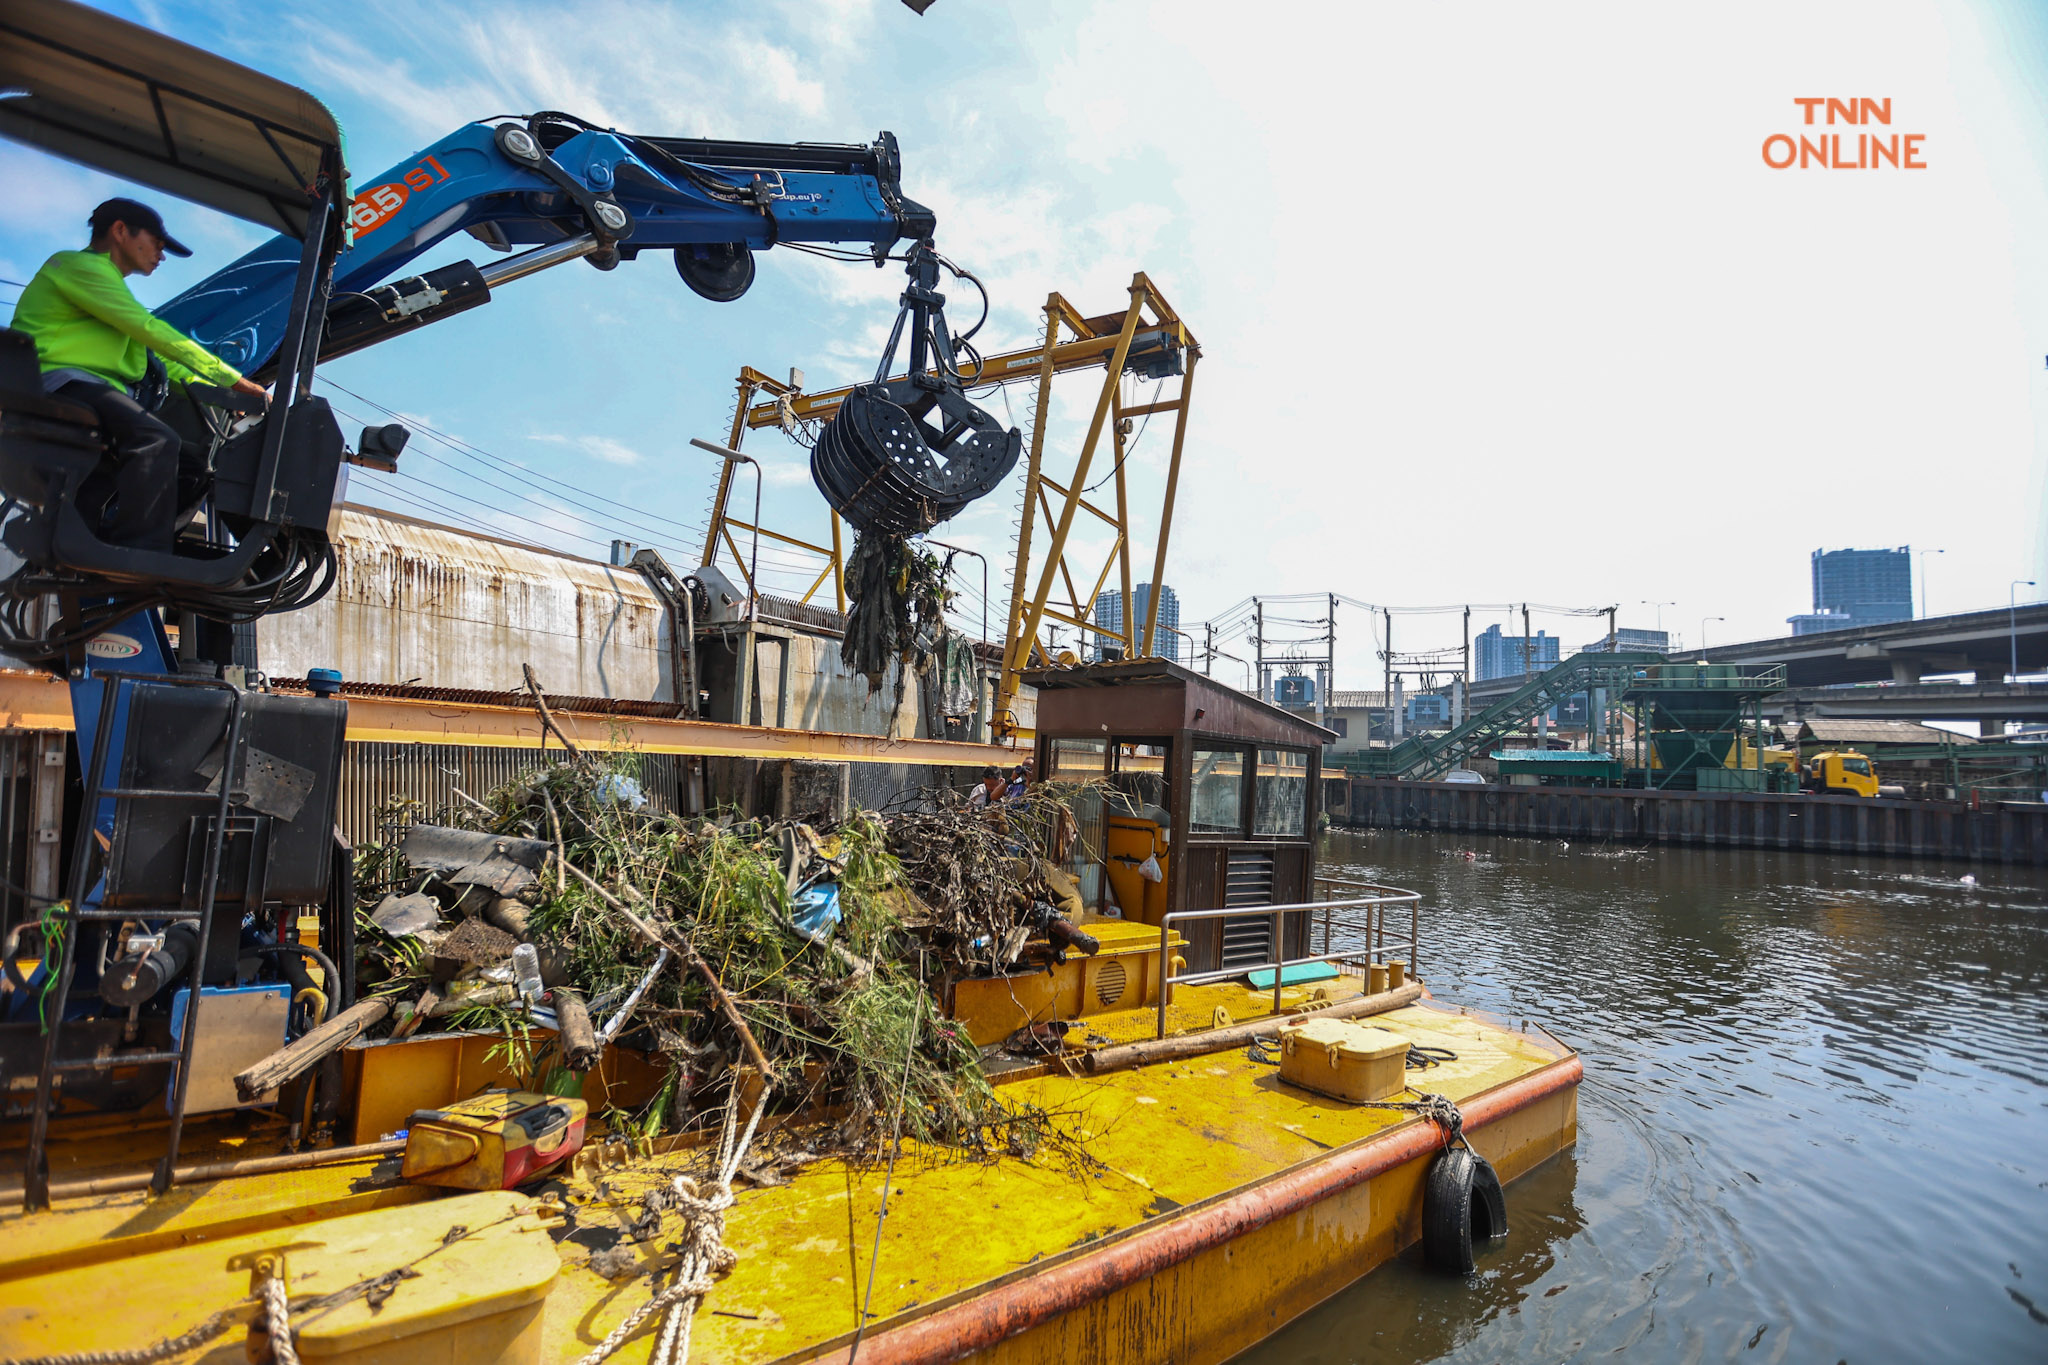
xmin=826 ymin=1051 xmax=1578 ymax=1365
xmin=0 ymin=996 xmax=1576 ymax=1364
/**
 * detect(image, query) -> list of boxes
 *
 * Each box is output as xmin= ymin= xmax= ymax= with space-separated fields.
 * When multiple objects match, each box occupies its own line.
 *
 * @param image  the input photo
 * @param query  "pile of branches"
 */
xmin=881 ymin=782 xmax=1089 ymax=978
xmin=354 ymin=762 xmax=1089 ymax=1160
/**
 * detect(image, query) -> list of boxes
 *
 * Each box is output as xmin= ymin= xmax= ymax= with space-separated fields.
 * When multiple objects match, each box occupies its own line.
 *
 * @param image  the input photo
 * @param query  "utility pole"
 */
xmin=1382 ymin=607 xmax=1393 ymax=709
xmin=1254 ymin=598 xmax=1265 ymax=699
xmin=1916 ymin=547 xmax=1943 ymax=619
xmin=1606 ymin=605 xmax=1617 ymax=652
xmin=1320 ymin=592 xmax=1335 ymax=731
xmin=1521 ymin=603 xmax=1533 ymax=676
xmin=1203 ymin=622 xmax=1215 ymax=678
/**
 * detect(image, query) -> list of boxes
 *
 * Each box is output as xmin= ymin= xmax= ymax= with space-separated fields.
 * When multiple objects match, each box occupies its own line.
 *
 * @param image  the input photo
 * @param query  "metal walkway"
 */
xmin=1345 ymin=652 xmax=1664 ymax=781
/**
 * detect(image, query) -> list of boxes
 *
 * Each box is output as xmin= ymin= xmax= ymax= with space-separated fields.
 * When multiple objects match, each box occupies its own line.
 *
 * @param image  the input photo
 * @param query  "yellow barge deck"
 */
xmin=0 ymin=987 xmax=1577 ymax=1365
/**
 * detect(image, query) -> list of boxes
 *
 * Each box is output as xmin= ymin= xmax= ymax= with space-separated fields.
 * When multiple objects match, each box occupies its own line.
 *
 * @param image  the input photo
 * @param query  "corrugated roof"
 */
xmin=1794 ymin=719 xmax=1976 ymax=746
xmin=1490 ymin=749 xmax=1618 ymax=763
xmin=1326 ymin=691 xmax=1394 ymax=709
xmin=270 ymin=677 xmax=691 ymax=719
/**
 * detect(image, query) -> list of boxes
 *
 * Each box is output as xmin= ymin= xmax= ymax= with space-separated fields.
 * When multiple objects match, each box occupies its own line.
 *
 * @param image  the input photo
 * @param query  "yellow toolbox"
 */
xmin=401 ymin=1089 xmax=587 ymax=1189
xmin=1278 ymin=1018 xmax=1409 ymax=1102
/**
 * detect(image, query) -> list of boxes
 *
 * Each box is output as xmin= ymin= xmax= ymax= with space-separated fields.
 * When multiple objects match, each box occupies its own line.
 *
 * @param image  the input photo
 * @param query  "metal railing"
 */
xmin=1155 ymin=878 xmax=1422 ymax=1038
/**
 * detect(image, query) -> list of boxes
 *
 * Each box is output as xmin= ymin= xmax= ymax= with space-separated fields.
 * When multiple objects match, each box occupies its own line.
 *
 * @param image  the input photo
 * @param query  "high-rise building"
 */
xmin=1474 ymin=624 xmax=1559 ymax=681
xmin=1794 ymin=547 xmax=1912 ymax=634
xmin=1092 ymin=582 xmax=1181 ymax=662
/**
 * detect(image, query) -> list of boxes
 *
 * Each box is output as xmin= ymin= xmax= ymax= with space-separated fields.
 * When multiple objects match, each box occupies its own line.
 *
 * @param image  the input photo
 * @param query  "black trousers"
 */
xmin=56 ymin=379 xmax=179 ymax=553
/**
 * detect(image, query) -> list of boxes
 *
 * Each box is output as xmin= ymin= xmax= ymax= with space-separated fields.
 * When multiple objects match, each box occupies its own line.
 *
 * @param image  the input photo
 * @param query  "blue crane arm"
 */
xmin=156 ymin=115 xmax=936 ymax=374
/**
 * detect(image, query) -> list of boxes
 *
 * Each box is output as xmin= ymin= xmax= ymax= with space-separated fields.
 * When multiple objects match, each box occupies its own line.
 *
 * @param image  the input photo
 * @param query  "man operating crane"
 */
xmin=9 ymin=197 xmax=269 ymax=552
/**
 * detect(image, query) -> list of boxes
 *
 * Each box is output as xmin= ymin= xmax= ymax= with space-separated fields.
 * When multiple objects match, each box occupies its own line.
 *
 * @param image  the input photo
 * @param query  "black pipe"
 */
xmin=98 ymin=922 xmax=198 ymax=1009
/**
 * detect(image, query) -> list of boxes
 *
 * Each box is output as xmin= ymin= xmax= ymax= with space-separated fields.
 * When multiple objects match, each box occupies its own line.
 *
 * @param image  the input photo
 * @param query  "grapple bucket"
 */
xmin=810 ymin=247 xmax=1020 ymax=535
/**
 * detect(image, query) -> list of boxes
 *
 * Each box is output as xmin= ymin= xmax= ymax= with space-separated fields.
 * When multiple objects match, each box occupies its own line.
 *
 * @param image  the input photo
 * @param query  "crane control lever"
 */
xmin=809 ymin=245 xmax=1022 ymax=535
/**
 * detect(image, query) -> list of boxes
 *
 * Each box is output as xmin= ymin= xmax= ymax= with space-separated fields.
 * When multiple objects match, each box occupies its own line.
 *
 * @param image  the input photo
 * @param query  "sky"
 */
xmin=5 ymin=0 xmax=2046 ymax=689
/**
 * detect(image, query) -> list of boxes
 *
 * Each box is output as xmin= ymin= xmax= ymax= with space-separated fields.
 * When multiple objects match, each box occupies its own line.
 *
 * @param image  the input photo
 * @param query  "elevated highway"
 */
xmin=1462 ymin=605 xmax=2048 ymax=728
xmin=1667 ymin=604 xmax=2048 ymax=687
xmin=1768 ymin=681 xmax=2048 ymax=723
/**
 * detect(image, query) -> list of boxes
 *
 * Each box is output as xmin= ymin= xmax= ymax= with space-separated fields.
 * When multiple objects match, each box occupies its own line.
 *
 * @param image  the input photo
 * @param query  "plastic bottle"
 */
xmin=512 ymin=943 xmax=544 ymax=1005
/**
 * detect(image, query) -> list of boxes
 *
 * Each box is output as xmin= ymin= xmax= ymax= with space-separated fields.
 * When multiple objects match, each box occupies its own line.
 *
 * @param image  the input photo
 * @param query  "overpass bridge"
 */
xmin=1667 ymin=603 xmax=2048 ymax=686
xmin=1769 ymin=681 xmax=2048 ymax=723
xmin=1461 ymin=604 xmax=2048 ymax=727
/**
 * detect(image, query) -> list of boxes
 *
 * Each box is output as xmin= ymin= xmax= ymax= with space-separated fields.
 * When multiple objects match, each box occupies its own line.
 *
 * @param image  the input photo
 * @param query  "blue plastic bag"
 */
xmin=792 ymin=884 xmax=842 ymax=943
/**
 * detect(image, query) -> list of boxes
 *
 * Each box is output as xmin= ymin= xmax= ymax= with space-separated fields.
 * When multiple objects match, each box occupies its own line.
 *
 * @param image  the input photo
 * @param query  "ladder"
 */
xmin=21 ymin=672 xmax=248 ymax=1210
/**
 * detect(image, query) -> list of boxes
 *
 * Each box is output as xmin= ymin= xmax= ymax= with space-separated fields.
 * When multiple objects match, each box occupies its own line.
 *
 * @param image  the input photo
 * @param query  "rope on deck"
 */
xmin=0 ymin=1265 xmax=299 ymax=1365
xmin=0 ymin=1305 xmax=246 ymax=1365
xmin=573 ymin=1081 xmax=767 ymax=1365
xmin=1357 ymin=1091 xmax=1468 ymax=1148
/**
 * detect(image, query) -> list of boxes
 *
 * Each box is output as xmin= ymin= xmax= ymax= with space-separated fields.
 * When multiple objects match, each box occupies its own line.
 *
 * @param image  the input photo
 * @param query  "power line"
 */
xmin=317 ymin=376 xmax=717 ymax=545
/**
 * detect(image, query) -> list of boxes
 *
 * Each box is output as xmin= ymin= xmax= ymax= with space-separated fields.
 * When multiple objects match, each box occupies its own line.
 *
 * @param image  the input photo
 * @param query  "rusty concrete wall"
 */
xmin=258 ymin=505 xmax=672 ymax=700
xmin=260 ymin=505 xmax=1027 ymax=742
xmin=754 ymin=632 xmax=921 ymax=738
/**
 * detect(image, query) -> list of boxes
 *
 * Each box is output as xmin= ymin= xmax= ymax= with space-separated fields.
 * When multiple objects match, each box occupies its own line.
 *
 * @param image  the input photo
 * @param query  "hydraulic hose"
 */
xmin=253 ymin=943 xmax=342 ymax=1023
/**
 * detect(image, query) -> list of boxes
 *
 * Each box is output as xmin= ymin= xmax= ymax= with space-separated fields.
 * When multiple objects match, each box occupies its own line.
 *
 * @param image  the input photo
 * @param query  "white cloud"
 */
xmin=15 ymin=0 xmax=2036 ymax=677
xmin=532 ymin=433 xmax=643 ymax=467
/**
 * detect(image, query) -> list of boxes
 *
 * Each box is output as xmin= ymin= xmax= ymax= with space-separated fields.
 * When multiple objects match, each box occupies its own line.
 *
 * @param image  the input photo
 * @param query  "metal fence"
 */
xmin=337 ymin=742 xmax=688 ymax=847
xmin=1155 ymin=879 xmax=1422 ymax=1038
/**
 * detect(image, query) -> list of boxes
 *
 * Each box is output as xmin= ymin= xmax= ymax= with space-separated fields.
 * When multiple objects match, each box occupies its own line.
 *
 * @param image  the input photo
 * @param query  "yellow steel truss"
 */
xmin=702 ymin=274 xmax=1198 ymax=736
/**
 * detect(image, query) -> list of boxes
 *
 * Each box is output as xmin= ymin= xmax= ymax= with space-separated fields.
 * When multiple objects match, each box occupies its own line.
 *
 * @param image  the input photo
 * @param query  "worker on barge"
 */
xmin=9 ymin=197 xmax=268 ymax=551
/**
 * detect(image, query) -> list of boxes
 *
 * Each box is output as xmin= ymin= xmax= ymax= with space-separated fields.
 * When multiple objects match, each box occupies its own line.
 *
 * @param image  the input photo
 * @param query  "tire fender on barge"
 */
xmin=1422 ymin=1145 xmax=1509 ymax=1274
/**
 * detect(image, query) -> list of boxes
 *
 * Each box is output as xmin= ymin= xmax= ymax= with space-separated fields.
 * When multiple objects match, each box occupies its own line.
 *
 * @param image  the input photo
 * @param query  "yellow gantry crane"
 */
xmin=704 ymin=273 xmax=1199 ymax=737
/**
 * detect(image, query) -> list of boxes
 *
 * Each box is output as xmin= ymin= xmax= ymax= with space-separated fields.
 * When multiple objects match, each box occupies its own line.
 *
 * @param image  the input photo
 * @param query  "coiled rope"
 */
xmin=573 ymin=1080 xmax=767 ymax=1365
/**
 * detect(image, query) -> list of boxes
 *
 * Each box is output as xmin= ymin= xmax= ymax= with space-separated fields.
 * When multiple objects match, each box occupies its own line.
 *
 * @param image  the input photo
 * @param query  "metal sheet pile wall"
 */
xmin=257 ymin=507 xmax=671 ymax=701
xmin=1345 ymin=778 xmax=2048 ymax=865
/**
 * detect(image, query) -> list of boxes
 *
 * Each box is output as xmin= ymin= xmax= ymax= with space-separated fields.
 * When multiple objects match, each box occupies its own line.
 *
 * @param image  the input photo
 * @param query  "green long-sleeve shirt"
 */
xmin=8 ymin=249 xmax=242 ymax=391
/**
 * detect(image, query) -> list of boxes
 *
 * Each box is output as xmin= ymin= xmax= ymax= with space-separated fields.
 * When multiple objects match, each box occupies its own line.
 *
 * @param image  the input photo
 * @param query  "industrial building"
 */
xmin=1092 ymin=582 xmax=1181 ymax=661
xmin=1475 ymin=624 xmax=1560 ymax=680
xmin=1792 ymin=547 xmax=1913 ymax=634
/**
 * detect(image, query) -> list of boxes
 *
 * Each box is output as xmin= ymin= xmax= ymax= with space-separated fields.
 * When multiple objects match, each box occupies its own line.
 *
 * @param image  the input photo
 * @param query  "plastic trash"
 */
xmin=792 ymin=884 xmax=843 ymax=944
xmin=594 ymin=774 xmax=647 ymax=808
xmin=1138 ymin=854 xmax=1163 ymax=883
xmin=512 ymin=943 xmax=545 ymax=1004
xmin=369 ymin=892 xmax=440 ymax=937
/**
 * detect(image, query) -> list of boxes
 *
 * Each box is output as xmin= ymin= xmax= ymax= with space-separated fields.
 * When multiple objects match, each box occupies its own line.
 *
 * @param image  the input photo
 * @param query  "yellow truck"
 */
xmin=1725 ymin=740 xmax=1881 ymax=797
xmin=1802 ymin=749 xmax=1881 ymax=798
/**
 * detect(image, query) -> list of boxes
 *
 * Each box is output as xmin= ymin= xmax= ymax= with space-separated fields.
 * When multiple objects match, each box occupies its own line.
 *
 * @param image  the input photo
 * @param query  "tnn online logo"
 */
xmin=1763 ymin=98 xmax=1925 ymax=170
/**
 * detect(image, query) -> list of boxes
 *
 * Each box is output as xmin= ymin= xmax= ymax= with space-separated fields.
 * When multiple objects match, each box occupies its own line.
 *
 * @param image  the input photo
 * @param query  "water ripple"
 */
xmin=1235 ymin=831 xmax=2048 ymax=1365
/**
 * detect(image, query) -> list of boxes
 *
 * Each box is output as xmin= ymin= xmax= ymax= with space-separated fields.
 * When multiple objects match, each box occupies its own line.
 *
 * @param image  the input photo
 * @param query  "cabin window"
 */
xmin=1112 ymin=740 xmax=1172 ymax=821
xmin=1253 ymin=748 xmax=1308 ymax=836
xmin=1048 ymin=736 xmax=1107 ymax=779
xmin=1190 ymin=746 xmax=1246 ymax=835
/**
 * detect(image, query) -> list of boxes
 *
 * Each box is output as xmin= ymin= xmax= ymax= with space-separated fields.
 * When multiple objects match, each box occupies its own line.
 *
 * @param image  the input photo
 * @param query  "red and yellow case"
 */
xmin=401 ymin=1089 xmax=588 ymax=1189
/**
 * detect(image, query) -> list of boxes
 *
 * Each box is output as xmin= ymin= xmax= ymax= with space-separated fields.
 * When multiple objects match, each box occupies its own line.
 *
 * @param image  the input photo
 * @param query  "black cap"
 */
xmin=89 ymin=198 xmax=191 ymax=257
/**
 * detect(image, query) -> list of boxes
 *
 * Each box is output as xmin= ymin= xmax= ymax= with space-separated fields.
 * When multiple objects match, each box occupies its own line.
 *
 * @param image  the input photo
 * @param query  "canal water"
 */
xmin=1235 ymin=829 xmax=2048 ymax=1364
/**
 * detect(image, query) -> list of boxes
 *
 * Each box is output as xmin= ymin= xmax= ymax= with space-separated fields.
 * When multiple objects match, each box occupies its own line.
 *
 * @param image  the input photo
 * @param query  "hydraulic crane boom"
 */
xmin=157 ymin=111 xmax=936 ymax=375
